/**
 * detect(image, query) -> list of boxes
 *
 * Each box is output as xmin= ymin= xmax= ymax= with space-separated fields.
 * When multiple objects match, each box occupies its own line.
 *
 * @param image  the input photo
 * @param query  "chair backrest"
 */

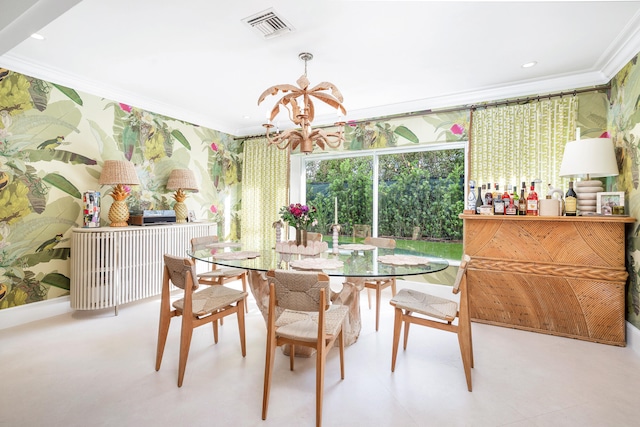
xmin=307 ymin=232 xmax=323 ymax=242
xmin=364 ymin=236 xmax=396 ymax=249
xmin=452 ymin=254 xmax=471 ymax=294
xmin=353 ymin=224 xmax=371 ymax=238
xmin=266 ymin=270 xmax=331 ymax=312
xmin=191 ymin=235 xmax=219 ymax=251
xmin=164 ymin=254 xmax=198 ymax=291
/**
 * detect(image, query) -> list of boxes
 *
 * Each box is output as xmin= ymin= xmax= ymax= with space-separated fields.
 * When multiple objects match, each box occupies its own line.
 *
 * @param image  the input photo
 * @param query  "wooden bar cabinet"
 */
xmin=460 ymin=214 xmax=635 ymax=346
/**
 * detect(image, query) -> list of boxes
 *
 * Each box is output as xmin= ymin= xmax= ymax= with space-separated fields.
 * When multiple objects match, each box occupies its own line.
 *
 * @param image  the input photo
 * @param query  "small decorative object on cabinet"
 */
xmin=596 ymin=191 xmax=625 ymax=215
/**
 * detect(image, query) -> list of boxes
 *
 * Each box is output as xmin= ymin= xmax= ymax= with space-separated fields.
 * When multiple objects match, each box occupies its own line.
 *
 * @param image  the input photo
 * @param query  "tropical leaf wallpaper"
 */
xmin=609 ymin=54 xmax=640 ymax=329
xmin=0 ymin=68 xmax=242 ymax=310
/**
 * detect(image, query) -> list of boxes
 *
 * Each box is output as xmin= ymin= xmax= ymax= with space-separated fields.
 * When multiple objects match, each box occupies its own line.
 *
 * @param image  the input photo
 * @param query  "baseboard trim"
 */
xmin=0 ymin=296 xmax=72 ymax=330
xmin=627 ymin=321 xmax=640 ymax=356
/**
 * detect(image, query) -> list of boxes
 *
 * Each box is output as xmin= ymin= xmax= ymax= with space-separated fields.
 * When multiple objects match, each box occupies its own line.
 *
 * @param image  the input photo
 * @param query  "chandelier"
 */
xmin=258 ymin=52 xmax=347 ymax=154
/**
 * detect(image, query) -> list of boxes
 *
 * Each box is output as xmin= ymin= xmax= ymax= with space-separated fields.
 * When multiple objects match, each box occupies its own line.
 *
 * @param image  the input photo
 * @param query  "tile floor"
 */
xmin=2 ymin=280 xmax=640 ymax=427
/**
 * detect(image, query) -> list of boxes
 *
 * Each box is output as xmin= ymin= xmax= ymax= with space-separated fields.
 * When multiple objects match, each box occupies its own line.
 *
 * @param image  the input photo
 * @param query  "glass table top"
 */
xmin=188 ymin=244 xmax=449 ymax=278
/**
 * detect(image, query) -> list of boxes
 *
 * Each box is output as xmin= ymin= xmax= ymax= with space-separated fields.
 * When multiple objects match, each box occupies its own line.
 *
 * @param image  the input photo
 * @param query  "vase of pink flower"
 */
xmin=279 ymin=203 xmax=318 ymax=246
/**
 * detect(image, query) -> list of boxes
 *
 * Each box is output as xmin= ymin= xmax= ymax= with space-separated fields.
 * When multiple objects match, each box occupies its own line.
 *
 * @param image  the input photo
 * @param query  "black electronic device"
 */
xmin=128 ymin=210 xmax=176 ymax=226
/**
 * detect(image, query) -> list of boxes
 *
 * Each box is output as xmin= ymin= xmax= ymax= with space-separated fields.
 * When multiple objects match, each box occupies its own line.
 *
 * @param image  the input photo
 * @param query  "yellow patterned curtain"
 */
xmin=471 ymin=96 xmax=578 ymax=193
xmin=241 ymin=138 xmax=289 ymax=250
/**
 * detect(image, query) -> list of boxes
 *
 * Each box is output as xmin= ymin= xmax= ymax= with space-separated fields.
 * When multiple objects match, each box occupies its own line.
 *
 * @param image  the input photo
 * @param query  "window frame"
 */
xmin=291 ymin=141 xmax=469 ymax=237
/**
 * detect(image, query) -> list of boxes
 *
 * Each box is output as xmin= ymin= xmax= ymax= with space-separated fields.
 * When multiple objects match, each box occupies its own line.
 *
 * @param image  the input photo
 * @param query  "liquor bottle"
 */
xmin=502 ymin=185 xmax=511 ymax=206
xmin=493 ymin=183 xmax=500 ymax=199
xmin=505 ymin=195 xmax=517 ymax=215
xmin=526 ymin=181 xmax=539 ymax=216
xmin=512 ymin=185 xmax=519 ymax=214
xmin=494 ymin=193 xmax=505 ymax=215
xmin=475 ymin=184 xmax=483 ymax=213
xmin=467 ymin=180 xmax=477 ymax=211
xmin=565 ymin=181 xmax=577 ymax=216
xmin=484 ymin=183 xmax=493 ymax=206
xmin=518 ymin=183 xmax=527 ymax=215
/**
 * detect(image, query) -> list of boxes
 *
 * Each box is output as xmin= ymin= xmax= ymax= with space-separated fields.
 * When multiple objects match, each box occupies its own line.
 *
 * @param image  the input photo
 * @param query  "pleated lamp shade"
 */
xmin=166 ymin=169 xmax=199 ymax=192
xmin=98 ymin=160 xmax=140 ymax=185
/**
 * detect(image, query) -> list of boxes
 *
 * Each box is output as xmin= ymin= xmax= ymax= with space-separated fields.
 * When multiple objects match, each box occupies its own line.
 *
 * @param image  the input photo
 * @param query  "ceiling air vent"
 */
xmin=242 ymin=8 xmax=295 ymax=39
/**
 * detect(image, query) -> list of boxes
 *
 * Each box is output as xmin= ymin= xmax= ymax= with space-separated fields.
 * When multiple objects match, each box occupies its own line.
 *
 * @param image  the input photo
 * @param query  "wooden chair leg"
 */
xmin=366 ymin=287 xmax=372 ymax=309
xmin=316 ymin=344 xmax=326 ymax=427
xmin=155 ymin=309 xmax=171 ymax=371
xmin=262 ymin=330 xmax=276 ymax=420
xmin=391 ymin=307 xmax=402 ymax=372
xmin=212 ymin=314 xmax=219 ymax=344
xmin=241 ymin=274 xmax=249 ymax=313
xmin=403 ymin=314 xmax=411 ymax=350
xmin=339 ymin=329 xmax=345 ymax=379
xmin=289 ymin=345 xmax=295 ymax=371
xmin=237 ymin=299 xmax=246 ymax=357
xmin=457 ymin=327 xmax=473 ymax=392
xmin=177 ymin=317 xmax=194 ymax=388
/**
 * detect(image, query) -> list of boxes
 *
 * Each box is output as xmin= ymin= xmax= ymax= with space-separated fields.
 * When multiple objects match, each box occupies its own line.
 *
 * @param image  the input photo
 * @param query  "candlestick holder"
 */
xmin=273 ymin=220 xmax=283 ymax=248
xmin=332 ymin=224 xmax=341 ymax=254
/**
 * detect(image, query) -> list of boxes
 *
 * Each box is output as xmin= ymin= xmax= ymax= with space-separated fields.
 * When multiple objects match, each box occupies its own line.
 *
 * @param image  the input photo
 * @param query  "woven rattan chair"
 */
xmin=389 ymin=254 xmax=473 ymax=391
xmin=155 ymin=254 xmax=247 ymax=387
xmin=262 ymin=270 xmax=349 ymax=427
xmin=190 ymin=235 xmax=248 ymax=313
xmin=362 ymin=236 xmax=397 ymax=331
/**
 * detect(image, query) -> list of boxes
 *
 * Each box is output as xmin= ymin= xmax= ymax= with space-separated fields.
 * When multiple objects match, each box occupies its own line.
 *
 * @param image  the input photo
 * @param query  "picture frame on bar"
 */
xmin=596 ymin=191 xmax=625 ymax=215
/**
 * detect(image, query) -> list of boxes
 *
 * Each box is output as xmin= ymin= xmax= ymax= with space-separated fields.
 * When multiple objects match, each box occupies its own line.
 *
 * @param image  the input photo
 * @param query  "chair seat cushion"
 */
xmin=173 ymin=285 xmax=247 ymax=317
xmin=390 ymin=288 xmax=457 ymax=322
xmin=275 ymin=305 xmax=349 ymax=341
xmin=197 ymin=267 xmax=247 ymax=279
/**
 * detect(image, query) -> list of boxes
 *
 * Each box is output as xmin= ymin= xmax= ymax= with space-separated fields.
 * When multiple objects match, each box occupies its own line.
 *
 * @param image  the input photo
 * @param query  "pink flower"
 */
xmin=210 ymin=205 xmax=218 ymax=214
xmin=450 ymin=124 xmax=464 ymax=135
xmin=599 ymin=131 xmax=611 ymax=138
xmin=210 ymin=142 xmax=218 ymax=151
xmin=119 ymin=103 xmax=132 ymax=113
xmin=123 ymin=185 xmax=131 ymax=193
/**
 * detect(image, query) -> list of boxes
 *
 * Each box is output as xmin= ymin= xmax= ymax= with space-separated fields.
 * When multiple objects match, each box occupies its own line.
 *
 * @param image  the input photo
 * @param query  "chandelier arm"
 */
xmin=309 ymin=82 xmax=344 ymax=103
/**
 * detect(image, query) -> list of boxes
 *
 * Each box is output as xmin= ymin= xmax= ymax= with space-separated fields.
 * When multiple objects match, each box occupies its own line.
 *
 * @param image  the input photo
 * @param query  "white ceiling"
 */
xmin=2 ymin=0 xmax=640 ymax=137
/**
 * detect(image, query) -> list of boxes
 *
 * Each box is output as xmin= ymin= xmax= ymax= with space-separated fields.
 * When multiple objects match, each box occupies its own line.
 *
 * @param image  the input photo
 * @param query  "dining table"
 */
xmin=188 ymin=241 xmax=449 ymax=346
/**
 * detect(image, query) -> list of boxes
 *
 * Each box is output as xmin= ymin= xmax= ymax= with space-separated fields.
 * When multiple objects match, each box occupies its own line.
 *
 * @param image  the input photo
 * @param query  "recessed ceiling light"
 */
xmin=522 ymin=61 xmax=537 ymax=68
xmin=243 ymin=115 xmax=251 ymax=120
xmin=30 ymin=33 xmax=45 ymax=40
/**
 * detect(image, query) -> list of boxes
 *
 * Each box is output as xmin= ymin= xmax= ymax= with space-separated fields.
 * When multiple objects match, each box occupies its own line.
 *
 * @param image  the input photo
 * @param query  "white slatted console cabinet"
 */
xmin=71 ymin=223 xmax=214 ymax=314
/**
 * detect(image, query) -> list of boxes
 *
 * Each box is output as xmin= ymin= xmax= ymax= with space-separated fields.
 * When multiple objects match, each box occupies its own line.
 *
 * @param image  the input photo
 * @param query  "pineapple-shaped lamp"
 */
xmin=167 ymin=169 xmax=199 ymax=223
xmin=98 ymin=160 xmax=140 ymax=227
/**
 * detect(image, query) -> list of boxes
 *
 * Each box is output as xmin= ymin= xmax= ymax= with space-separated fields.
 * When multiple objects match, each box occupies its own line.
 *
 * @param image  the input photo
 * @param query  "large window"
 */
xmin=298 ymin=143 xmax=465 ymax=259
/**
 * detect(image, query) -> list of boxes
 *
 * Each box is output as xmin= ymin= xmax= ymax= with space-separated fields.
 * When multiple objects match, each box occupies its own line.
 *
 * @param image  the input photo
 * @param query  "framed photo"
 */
xmin=187 ymin=210 xmax=197 ymax=222
xmin=596 ymin=191 xmax=625 ymax=215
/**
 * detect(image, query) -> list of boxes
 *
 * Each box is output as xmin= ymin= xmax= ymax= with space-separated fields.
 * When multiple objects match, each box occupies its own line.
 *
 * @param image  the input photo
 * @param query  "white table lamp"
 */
xmin=559 ymin=137 xmax=619 ymax=214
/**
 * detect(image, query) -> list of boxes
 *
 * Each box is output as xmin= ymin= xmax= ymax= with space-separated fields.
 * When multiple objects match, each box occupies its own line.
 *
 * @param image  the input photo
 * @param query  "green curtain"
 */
xmin=241 ymin=138 xmax=289 ymax=250
xmin=471 ymin=96 xmax=578 ymax=193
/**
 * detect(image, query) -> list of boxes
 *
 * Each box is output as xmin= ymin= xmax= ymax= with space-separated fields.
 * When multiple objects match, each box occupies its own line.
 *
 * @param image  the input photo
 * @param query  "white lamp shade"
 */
xmin=559 ymin=138 xmax=619 ymax=178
